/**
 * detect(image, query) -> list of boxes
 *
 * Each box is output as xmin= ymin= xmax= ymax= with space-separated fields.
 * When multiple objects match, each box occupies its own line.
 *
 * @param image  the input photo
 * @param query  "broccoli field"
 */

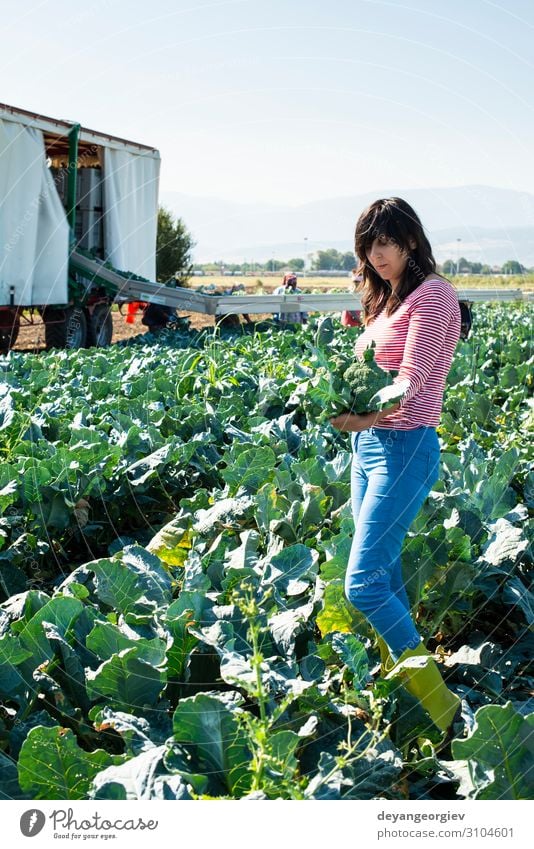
xmin=0 ymin=302 xmax=532 ymax=801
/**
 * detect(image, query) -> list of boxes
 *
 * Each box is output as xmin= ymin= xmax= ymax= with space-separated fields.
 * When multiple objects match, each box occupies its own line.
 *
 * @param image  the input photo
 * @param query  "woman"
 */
xmin=330 ymin=197 xmax=462 ymax=739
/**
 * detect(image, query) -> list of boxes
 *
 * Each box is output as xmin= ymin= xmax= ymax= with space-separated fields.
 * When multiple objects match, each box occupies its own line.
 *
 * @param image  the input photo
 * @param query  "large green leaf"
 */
xmin=20 ymin=458 xmax=52 ymax=506
xmin=219 ymin=649 xmax=309 ymax=698
xmin=319 ymin=520 xmax=354 ymax=581
xmin=316 ymin=580 xmax=372 ymax=638
xmin=224 ymin=529 xmax=261 ymax=572
xmin=299 ymin=485 xmax=332 ymax=536
xmin=469 ymin=448 xmax=521 ymax=521
xmin=8 ymin=710 xmax=57 ymax=760
xmin=502 ymin=576 xmax=534 ymax=627
xmin=305 ymin=739 xmax=403 ymax=799
xmin=89 ymin=706 xmax=166 ymax=757
xmin=193 ymin=495 xmax=255 ymax=535
xmin=86 ymin=621 xmax=167 ymax=666
xmin=85 ymin=647 xmax=167 ymax=712
xmin=90 ymin=746 xmax=193 ymax=800
xmin=443 ymin=640 xmax=504 ymax=696
xmin=18 ymin=726 xmax=123 ymax=800
xmin=3 ymin=588 xmax=50 ymax=626
xmin=263 ymin=544 xmax=318 ymax=595
xmin=125 ymin=439 xmax=198 ymax=487
xmin=331 ymin=633 xmax=369 ymax=690
xmin=0 ymin=633 xmax=32 ymax=699
xmin=0 ymin=391 xmax=15 ymax=431
xmin=163 ymin=591 xmax=206 ymax=679
xmin=172 ymin=693 xmax=252 ymax=795
xmin=268 ymin=603 xmax=314 ymax=658
xmin=480 ymin=519 xmax=529 ymax=567
xmin=254 ymin=483 xmax=292 ymax=533
xmin=146 ymin=516 xmax=193 ymax=567
xmin=42 ymin=621 xmax=92 ymax=713
xmin=0 ymin=478 xmax=18 ymax=513
xmin=18 ymin=596 xmax=85 ymax=664
xmin=402 ymin=535 xmax=441 ymax=608
xmin=451 ymin=702 xmax=534 ymax=799
xmin=221 ymin=445 xmax=276 ymax=495
xmin=91 ymin=546 xmax=172 ymax=615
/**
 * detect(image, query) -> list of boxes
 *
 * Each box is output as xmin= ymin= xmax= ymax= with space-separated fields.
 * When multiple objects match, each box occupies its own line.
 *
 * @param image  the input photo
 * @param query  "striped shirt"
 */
xmin=354 ymin=277 xmax=461 ymax=429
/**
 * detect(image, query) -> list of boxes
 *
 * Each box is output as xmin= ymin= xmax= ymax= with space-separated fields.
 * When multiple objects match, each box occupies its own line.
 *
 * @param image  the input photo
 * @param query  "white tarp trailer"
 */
xmin=0 ymin=102 xmax=160 ymax=350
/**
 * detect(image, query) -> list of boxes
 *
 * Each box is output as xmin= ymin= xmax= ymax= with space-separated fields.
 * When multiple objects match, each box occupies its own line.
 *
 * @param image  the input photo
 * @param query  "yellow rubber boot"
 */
xmin=375 ymin=634 xmax=395 ymax=676
xmin=384 ymin=641 xmax=461 ymax=733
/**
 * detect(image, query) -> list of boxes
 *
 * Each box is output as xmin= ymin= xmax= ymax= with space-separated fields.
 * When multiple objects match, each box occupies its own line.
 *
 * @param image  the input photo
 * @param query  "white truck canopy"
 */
xmin=102 ymin=146 xmax=160 ymax=282
xmin=0 ymin=104 xmax=161 ymax=306
xmin=0 ymin=117 xmax=69 ymax=306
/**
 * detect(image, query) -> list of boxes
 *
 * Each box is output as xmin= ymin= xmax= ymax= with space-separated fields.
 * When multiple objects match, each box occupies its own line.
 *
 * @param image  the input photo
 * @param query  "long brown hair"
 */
xmin=354 ymin=197 xmax=437 ymax=324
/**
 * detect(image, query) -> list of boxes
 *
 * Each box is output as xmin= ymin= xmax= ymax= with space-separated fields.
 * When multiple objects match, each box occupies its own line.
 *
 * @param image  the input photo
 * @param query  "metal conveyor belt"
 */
xmin=70 ymin=251 xmax=529 ymax=315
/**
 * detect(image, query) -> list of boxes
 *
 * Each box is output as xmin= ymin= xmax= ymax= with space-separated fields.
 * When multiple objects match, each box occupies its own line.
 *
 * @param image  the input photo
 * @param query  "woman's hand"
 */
xmin=329 ymin=412 xmax=372 ymax=432
xmin=330 ymin=402 xmax=401 ymax=432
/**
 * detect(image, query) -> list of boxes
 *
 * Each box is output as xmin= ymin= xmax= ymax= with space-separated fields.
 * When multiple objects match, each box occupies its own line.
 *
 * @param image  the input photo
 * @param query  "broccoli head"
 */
xmin=294 ymin=341 xmax=407 ymax=425
xmin=342 ymin=345 xmax=396 ymax=414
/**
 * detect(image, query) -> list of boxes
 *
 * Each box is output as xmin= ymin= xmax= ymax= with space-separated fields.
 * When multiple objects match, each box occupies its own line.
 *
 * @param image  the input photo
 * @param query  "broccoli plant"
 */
xmin=293 ymin=342 xmax=408 ymax=424
xmin=343 ymin=344 xmax=404 ymax=414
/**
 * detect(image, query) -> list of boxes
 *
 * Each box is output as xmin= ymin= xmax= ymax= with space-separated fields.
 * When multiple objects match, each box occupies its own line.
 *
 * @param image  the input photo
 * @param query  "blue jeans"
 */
xmin=345 ymin=426 xmax=441 ymax=660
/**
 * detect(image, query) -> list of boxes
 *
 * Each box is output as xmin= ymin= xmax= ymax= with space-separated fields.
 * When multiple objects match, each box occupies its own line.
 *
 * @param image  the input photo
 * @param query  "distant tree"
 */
xmin=288 ymin=257 xmax=305 ymax=271
xmin=502 ymin=260 xmax=525 ymax=275
xmin=442 ymin=259 xmax=488 ymax=275
xmin=457 ymin=257 xmax=470 ymax=273
xmin=156 ymin=206 xmax=196 ymax=285
xmin=313 ymin=249 xmax=344 ymax=270
xmin=342 ymin=251 xmax=356 ymax=271
xmin=201 ymin=262 xmax=220 ymax=274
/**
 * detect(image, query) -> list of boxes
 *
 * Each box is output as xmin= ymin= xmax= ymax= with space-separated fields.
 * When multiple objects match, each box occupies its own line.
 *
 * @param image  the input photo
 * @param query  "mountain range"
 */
xmin=159 ymin=185 xmax=534 ymax=267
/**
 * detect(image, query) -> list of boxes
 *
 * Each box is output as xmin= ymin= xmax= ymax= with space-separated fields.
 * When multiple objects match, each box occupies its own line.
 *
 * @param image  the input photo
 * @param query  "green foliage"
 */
xmin=448 ymin=702 xmax=534 ymax=799
xmin=18 ymin=727 xmax=124 ymax=800
xmin=294 ymin=337 xmax=406 ymax=422
xmin=0 ymin=301 xmax=532 ymax=801
xmin=343 ymin=344 xmax=403 ymax=413
xmin=501 ymin=260 xmax=526 ymax=275
xmin=287 ymin=257 xmax=305 ymax=271
xmin=172 ymin=693 xmax=252 ymax=795
xmin=441 ymin=258 xmax=528 ymax=275
xmin=313 ymin=248 xmax=356 ymax=271
xmin=156 ymin=206 xmax=195 ymax=285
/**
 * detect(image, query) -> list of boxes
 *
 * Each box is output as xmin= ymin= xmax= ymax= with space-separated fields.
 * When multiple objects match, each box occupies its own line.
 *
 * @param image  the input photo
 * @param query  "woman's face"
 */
xmin=366 ymin=233 xmax=412 ymax=287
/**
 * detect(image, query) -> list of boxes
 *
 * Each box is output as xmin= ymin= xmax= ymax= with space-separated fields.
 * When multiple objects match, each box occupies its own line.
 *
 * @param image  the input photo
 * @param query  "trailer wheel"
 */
xmin=0 ymin=312 xmax=20 ymax=352
xmin=86 ymin=303 xmax=113 ymax=347
xmin=45 ymin=307 xmax=87 ymax=350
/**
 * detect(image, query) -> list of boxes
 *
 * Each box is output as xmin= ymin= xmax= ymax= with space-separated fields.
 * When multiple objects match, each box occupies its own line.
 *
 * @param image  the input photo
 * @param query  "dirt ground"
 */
xmin=12 ymin=309 xmax=145 ymax=353
xmin=10 ymin=281 xmax=314 ymax=352
xmin=11 ymin=305 xmax=272 ymax=353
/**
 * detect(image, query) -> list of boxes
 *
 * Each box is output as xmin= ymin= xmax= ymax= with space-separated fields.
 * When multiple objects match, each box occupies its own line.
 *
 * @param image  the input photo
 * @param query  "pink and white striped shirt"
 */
xmin=354 ymin=277 xmax=461 ymax=429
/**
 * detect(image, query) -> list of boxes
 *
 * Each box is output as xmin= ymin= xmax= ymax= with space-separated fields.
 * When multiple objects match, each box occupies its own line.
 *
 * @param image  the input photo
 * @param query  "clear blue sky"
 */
xmin=3 ymin=0 xmax=533 ymax=204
